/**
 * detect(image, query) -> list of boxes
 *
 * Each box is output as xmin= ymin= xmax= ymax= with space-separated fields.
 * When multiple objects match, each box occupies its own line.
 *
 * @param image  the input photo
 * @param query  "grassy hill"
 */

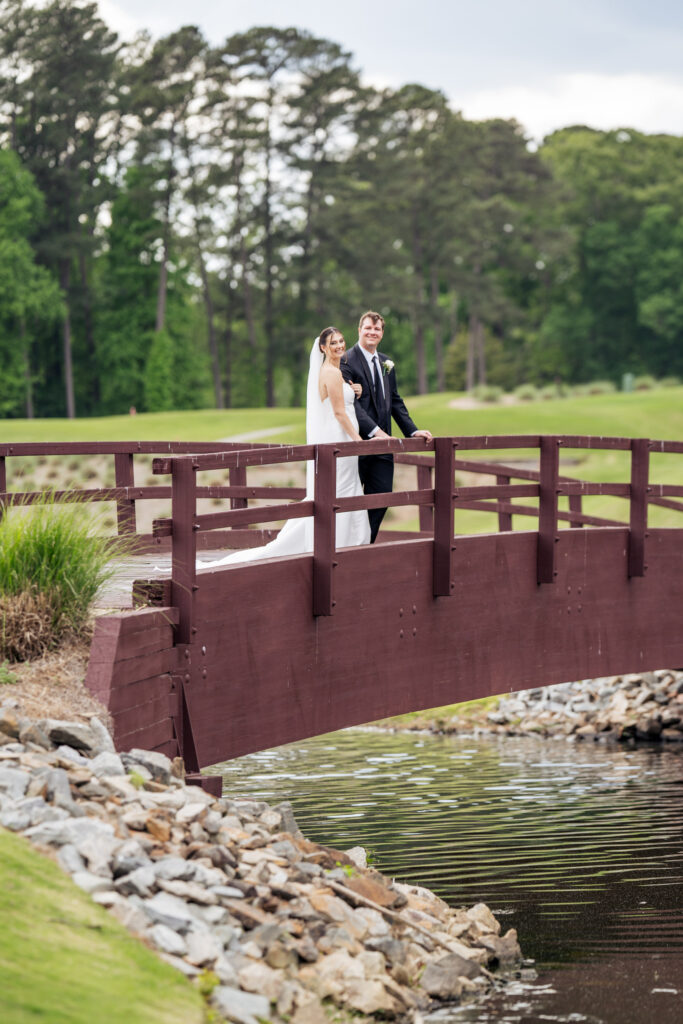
xmin=0 ymin=828 xmax=204 ymax=1024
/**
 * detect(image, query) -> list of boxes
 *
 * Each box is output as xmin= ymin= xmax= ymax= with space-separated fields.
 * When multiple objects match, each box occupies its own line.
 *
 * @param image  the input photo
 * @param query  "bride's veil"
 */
xmin=305 ymin=336 xmax=325 ymax=496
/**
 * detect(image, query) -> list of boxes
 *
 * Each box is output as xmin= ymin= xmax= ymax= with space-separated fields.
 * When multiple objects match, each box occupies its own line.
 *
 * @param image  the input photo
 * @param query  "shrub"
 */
xmin=584 ymin=380 xmax=616 ymax=395
xmin=514 ymin=383 xmax=538 ymax=401
xmin=0 ymin=495 xmax=125 ymax=662
xmin=472 ymin=384 xmax=504 ymax=403
xmin=659 ymin=375 xmax=681 ymax=387
xmin=539 ymin=384 xmax=562 ymax=400
xmin=633 ymin=374 xmax=656 ymax=390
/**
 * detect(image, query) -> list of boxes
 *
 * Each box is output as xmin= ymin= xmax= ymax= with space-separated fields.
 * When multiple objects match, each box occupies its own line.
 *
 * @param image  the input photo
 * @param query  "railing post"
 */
xmin=171 ymin=459 xmax=198 ymax=645
xmin=568 ymin=493 xmax=583 ymax=527
xmin=0 ymin=455 xmax=6 ymax=525
xmin=537 ymin=436 xmax=560 ymax=584
xmin=114 ymin=452 xmax=136 ymax=536
xmin=628 ymin=438 xmax=650 ymax=578
xmin=229 ymin=465 xmax=248 ymax=510
xmin=433 ymin=437 xmax=456 ymax=597
xmin=313 ymin=444 xmax=337 ymax=616
xmin=417 ymin=462 xmax=434 ymax=532
xmin=496 ymin=474 xmax=512 ymax=531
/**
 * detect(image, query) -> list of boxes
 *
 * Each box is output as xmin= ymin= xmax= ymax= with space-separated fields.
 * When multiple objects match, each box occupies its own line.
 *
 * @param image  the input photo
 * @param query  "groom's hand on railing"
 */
xmin=412 ymin=429 xmax=433 ymax=441
xmin=371 ymin=428 xmax=391 ymax=440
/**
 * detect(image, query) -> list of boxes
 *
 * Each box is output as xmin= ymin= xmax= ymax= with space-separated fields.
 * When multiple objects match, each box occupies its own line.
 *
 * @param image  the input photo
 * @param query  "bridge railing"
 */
xmin=0 ymin=440 xmax=292 ymax=550
xmin=151 ymin=434 xmax=683 ymax=630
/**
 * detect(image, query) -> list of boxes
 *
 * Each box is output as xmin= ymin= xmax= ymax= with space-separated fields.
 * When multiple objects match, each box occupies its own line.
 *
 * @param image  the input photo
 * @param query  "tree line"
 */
xmin=1 ymin=0 xmax=682 ymax=419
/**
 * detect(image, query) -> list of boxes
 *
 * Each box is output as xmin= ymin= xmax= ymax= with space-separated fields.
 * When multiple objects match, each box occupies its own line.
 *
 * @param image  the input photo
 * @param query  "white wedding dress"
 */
xmin=199 ymin=342 xmax=370 ymax=568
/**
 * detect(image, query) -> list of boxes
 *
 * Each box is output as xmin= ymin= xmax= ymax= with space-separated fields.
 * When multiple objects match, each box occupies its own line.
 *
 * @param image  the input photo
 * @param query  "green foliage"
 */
xmin=127 ymin=770 xmax=147 ymax=790
xmin=0 ymin=7 xmax=682 ymax=416
xmin=0 ymin=660 xmax=18 ymax=685
xmin=514 ymin=383 xmax=538 ymax=401
xmin=0 ymin=494 xmax=124 ymax=651
xmin=472 ymin=384 xmax=503 ymax=403
xmin=633 ymin=374 xmax=656 ymax=390
xmin=144 ymin=330 xmax=176 ymax=412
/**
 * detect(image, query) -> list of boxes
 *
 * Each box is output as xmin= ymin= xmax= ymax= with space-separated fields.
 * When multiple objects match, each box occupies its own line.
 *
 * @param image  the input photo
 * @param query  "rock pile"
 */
xmin=397 ymin=670 xmax=683 ymax=744
xmin=0 ymin=699 xmax=524 ymax=1023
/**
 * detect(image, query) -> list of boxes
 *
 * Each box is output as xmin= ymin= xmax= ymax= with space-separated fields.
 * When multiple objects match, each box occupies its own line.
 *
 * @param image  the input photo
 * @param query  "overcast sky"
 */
xmin=100 ymin=0 xmax=683 ymax=141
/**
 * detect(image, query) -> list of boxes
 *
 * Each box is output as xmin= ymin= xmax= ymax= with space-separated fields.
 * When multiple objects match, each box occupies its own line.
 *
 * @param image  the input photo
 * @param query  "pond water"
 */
xmin=208 ymin=729 xmax=683 ymax=1023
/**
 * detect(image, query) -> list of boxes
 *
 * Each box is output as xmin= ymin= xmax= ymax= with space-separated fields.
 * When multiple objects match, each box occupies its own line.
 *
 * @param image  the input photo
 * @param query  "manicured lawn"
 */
xmin=0 ymin=828 xmax=204 ymax=1024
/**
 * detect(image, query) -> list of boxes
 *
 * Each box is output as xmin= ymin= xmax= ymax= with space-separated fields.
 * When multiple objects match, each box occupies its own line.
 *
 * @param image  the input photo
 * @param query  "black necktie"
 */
xmin=372 ymin=355 xmax=383 ymax=409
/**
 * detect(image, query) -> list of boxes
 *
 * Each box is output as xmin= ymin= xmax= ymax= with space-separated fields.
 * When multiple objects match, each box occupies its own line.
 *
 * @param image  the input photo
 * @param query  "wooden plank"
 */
xmin=111 ymin=693 xmax=173 ymax=734
xmin=454 ymin=484 xmax=539 ymax=500
xmin=312 ymin=444 xmax=336 ymax=616
xmin=116 ymin=717 xmax=176 ymax=754
xmin=628 ymin=438 xmax=649 ymax=578
xmin=433 ymin=437 xmax=455 ymax=597
xmin=114 ymin=452 xmax=136 ymax=536
xmin=108 ymin=648 xmax=174 ymax=688
xmin=496 ymin=475 xmax=513 ymax=531
xmin=114 ymin=606 xmax=179 ymax=633
xmin=106 ymin=675 xmax=173 ymax=715
xmin=417 ymin=463 xmax=434 ymax=532
xmin=194 ymin=500 xmax=314 ymax=532
xmin=171 ymin=459 xmax=196 ymax=646
xmin=537 ymin=435 xmax=560 ymax=584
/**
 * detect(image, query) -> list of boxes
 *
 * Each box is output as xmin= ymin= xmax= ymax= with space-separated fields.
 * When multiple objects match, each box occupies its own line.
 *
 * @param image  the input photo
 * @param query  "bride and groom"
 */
xmin=202 ymin=311 xmax=431 ymax=567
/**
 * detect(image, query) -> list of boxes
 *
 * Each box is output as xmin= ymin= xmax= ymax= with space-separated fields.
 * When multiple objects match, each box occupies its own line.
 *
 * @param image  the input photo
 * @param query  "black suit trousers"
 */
xmin=359 ymin=453 xmax=394 ymax=543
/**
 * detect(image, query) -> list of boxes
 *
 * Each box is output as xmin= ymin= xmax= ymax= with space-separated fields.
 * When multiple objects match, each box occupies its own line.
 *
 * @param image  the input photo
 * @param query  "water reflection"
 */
xmin=209 ymin=731 xmax=683 ymax=1023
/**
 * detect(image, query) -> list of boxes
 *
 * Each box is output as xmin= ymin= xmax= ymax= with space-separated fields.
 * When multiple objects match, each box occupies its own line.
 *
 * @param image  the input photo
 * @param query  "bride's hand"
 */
xmin=350 ymin=382 xmax=362 ymax=398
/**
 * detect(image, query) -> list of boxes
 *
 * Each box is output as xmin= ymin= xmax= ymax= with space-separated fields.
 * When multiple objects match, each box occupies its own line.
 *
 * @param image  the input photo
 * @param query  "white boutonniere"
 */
xmin=382 ymin=359 xmax=394 ymax=375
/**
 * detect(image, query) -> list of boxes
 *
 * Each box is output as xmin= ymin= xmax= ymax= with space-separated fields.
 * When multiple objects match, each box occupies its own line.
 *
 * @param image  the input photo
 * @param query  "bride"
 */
xmin=200 ymin=327 xmax=371 ymax=567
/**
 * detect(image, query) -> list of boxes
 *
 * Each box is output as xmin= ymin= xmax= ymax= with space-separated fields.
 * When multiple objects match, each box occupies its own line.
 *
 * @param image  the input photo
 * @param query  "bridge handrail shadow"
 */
xmin=150 ymin=434 xmax=683 ymax=640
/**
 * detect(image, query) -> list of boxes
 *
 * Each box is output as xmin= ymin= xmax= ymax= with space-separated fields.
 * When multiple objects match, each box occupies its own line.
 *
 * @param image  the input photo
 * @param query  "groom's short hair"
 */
xmin=358 ymin=310 xmax=385 ymax=331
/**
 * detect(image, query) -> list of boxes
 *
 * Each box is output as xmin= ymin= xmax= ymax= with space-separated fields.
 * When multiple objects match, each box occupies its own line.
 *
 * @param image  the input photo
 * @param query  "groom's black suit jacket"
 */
xmin=341 ymin=343 xmax=418 ymax=541
xmin=341 ymin=343 xmax=417 ymax=444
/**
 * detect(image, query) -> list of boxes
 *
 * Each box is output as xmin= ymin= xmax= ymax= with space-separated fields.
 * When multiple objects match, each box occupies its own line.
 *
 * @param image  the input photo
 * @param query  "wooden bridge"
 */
xmin=2 ymin=435 xmax=683 ymax=794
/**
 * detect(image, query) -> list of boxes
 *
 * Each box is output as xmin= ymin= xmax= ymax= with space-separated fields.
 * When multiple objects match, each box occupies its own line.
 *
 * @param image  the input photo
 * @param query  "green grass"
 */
xmin=0 ymin=497 xmax=126 ymax=649
xmin=0 ymin=828 xmax=204 ymax=1024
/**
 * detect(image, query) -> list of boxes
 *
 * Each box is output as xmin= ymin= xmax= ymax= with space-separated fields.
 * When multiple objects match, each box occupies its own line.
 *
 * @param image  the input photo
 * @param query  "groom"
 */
xmin=342 ymin=310 xmax=432 ymax=542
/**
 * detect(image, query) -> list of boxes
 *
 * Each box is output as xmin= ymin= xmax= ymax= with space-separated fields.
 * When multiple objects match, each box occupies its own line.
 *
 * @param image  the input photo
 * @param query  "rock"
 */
xmin=122 ymin=749 xmax=174 ymax=785
xmin=419 ymin=952 xmax=482 ymax=998
xmin=344 ymin=846 xmax=367 ymax=869
xmin=478 ymin=928 xmax=522 ymax=966
xmin=342 ymin=873 xmax=400 ymax=908
xmin=45 ymin=768 xmax=80 ymax=814
xmin=466 ymin=901 xmax=501 ymax=935
xmin=186 ymin=930 xmax=222 ymax=966
xmin=238 ymin=962 xmax=282 ymax=999
xmin=141 ymin=891 xmax=198 ymax=933
xmin=89 ymin=717 xmax=115 ymax=753
xmin=211 ymin=986 xmax=271 ymax=1024
xmin=90 ymin=752 xmax=125 ymax=777
xmin=57 ymin=844 xmax=86 ymax=875
xmin=19 ymin=722 xmax=51 ymax=748
xmin=148 ymin=923 xmax=188 ymax=956
xmin=115 ymin=866 xmax=156 ymax=897
xmin=71 ymin=870 xmax=114 ymax=895
xmin=0 ymin=766 xmax=30 ymax=800
xmin=42 ymin=720 xmax=97 ymax=752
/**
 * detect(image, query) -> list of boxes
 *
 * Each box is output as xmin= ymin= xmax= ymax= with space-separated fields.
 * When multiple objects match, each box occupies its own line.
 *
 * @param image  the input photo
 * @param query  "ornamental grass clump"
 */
xmin=0 ymin=495 xmax=122 ymax=663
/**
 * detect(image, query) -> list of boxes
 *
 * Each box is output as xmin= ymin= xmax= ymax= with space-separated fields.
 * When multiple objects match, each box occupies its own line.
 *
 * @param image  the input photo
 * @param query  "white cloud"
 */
xmin=458 ymin=72 xmax=683 ymax=140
